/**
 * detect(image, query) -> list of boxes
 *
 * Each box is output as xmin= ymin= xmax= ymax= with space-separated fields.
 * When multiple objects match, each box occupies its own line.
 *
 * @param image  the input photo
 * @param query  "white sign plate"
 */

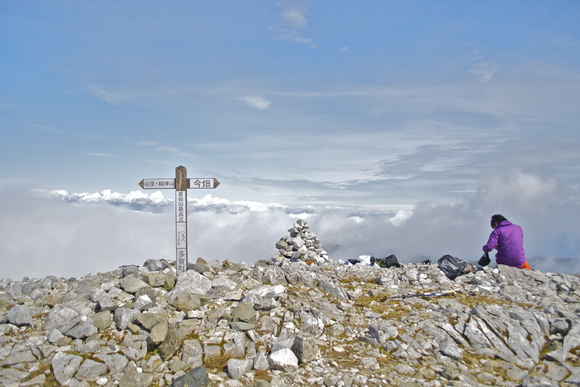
xmin=139 ymin=178 xmax=175 ymax=189
xmin=188 ymin=178 xmax=220 ymax=189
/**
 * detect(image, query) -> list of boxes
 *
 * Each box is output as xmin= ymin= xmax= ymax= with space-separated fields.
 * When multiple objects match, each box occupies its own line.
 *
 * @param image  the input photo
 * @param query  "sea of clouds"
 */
xmin=1 ymin=168 xmax=579 ymax=280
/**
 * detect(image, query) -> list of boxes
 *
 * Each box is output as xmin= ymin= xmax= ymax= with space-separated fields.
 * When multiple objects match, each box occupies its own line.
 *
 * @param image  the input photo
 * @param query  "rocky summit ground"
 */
xmin=1 ymin=256 xmax=580 ymax=387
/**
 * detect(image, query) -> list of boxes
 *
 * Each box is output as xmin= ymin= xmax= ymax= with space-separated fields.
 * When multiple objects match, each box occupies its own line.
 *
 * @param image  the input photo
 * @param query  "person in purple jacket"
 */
xmin=482 ymin=214 xmax=532 ymax=269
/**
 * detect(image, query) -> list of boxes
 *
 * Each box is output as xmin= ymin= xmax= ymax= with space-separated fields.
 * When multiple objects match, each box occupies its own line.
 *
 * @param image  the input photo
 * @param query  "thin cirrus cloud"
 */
xmin=469 ymin=61 xmax=498 ymax=83
xmin=83 ymin=152 xmax=119 ymax=159
xmin=467 ymin=50 xmax=498 ymax=83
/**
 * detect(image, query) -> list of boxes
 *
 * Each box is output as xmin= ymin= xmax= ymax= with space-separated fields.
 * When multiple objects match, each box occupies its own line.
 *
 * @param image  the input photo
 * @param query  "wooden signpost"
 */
xmin=139 ymin=166 xmax=220 ymax=273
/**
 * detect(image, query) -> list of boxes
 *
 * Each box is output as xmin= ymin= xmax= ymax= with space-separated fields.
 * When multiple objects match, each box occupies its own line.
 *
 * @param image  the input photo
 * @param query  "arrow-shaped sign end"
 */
xmin=214 ymin=179 xmax=221 ymax=188
xmin=138 ymin=179 xmax=144 ymax=189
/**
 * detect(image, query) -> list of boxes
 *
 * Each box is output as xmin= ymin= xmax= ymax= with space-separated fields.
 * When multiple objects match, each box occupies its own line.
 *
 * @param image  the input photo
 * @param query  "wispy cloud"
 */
xmin=155 ymin=145 xmax=197 ymax=159
xmin=273 ymin=2 xmax=316 ymax=48
xmin=31 ymin=124 xmax=65 ymax=134
xmin=281 ymin=7 xmax=308 ymax=28
xmin=241 ymin=95 xmax=271 ymax=110
xmin=86 ymin=84 xmax=203 ymax=105
xmin=135 ymin=142 xmax=197 ymax=159
xmin=339 ymin=46 xmax=352 ymax=54
xmin=83 ymin=152 xmax=118 ymax=159
xmin=467 ymin=50 xmax=497 ymax=83
xmin=469 ymin=61 xmax=498 ymax=83
xmin=86 ymin=84 xmax=135 ymax=105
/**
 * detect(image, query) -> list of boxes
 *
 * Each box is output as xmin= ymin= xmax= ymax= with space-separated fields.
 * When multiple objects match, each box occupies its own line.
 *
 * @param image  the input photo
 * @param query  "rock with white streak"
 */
xmin=268 ymin=348 xmax=299 ymax=371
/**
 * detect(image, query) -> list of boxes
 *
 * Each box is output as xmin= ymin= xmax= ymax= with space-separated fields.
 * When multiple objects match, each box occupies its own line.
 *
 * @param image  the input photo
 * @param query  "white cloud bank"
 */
xmin=1 ymin=167 xmax=579 ymax=280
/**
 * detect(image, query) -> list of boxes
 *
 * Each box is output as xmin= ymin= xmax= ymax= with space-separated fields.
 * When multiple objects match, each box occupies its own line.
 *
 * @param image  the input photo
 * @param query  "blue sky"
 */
xmin=1 ymin=1 xmax=580 ymax=278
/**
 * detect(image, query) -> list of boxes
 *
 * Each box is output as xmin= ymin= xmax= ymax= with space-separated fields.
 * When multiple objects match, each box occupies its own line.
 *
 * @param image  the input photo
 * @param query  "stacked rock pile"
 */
xmin=272 ymin=219 xmax=330 ymax=263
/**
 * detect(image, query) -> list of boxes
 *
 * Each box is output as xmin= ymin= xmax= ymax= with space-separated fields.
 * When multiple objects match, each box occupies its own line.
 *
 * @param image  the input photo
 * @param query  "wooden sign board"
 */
xmin=139 ymin=166 xmax=220 ymax=273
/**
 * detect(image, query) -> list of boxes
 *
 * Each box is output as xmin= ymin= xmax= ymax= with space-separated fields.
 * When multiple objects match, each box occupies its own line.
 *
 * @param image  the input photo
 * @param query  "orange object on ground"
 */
xmin=519 ymin=261 xmax=532 ymax=270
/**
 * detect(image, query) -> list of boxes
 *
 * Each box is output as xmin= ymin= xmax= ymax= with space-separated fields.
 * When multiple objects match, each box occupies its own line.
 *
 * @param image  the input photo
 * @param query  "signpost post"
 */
xmin=139 ymin=166 xmax=220 ymax=273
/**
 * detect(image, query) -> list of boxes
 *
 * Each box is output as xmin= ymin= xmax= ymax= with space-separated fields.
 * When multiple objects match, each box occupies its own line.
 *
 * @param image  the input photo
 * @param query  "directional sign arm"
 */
xmin=139 ymin=179 xmax=176 ymax=189
xmin=187 ymin=178 xmax=220 ymax=189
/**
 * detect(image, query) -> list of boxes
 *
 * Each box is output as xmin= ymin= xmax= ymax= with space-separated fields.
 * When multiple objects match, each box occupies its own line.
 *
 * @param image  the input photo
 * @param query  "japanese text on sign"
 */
xmin=176 ymin=191 xmax=186 ymax=222
xmin=143 ymin=179 xmax=175 ymax=188
xmin=192 ymin=179 xmax=213 ymax=188
xmin=177 ymin=249 xmax=187 ymax=273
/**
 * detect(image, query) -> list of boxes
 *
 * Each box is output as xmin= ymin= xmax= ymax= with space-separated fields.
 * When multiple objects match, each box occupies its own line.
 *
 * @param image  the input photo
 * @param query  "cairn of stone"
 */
xmin=272 ymin=219 xmax=330 ymax=263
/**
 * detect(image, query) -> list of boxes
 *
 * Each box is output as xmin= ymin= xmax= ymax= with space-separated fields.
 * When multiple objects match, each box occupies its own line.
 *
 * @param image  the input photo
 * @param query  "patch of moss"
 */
xmin=204 ymin=353 xmax=232 ymax=372
xmin=355 ymin=295 xmax=420 ymax=319
xmin=340 ymin=275 xmax=359 ymax=284
xmin=453 ymin=293 xmax=526 ymax=308
xmin=21 ymin=363 xmax=59 ymax=386
xmin=568 ymin=346 xmax=580 ymax=366
xmin=142 ymin=348 xmax=159 ymax=361
xmin=185 ymin=331 xmax=201 ymax=341
xmin=253 ymin=369 xmax=272 ymax=382
xmin=317 ymin=343 xmax=364 ymax=369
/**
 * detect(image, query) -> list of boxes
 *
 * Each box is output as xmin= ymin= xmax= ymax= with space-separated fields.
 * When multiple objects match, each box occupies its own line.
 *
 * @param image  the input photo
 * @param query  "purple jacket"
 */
xmin=482 ymin=220 xmax=526 ymax=268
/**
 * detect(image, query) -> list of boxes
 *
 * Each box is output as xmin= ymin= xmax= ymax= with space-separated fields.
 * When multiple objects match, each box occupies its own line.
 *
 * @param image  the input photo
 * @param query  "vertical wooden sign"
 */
xmin=175 ymin=166 xmax=188 ymax=273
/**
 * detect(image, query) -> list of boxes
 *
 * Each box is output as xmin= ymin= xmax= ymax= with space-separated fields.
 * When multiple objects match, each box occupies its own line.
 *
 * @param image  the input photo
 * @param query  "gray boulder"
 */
xmin=133 ymin=294 xmax=154 ymax=310
xmin=135 ymin=312 xmax=167 ymax=331
xmin=114 ymin=308 xmax=140 ymax=330
xmin=51 ymin=352 xmax=83 ymax=385
xmin=268 ymin=348 xmax=298 ymax=371
xmin=253 ymin=347 xmax=270 ymax=371
xmin=291 ymin=335 xmax=321 ymax=364
xmin=120 ymin=276 xmax=150 ymax=294
xmin=142 ymin=272 xmax=165 ymax=286
xmin=439 ymin=337 xmax=462 ymax=360
xmin=8 ymin=305 xmax=32 ymax=326
xmin=75 ymin=358 xmax=108 ymax=381
xmin=1 ymin=345 xmax=37 ymax=366
xmin=171 ymin=366 xmax=209 ymax=387
xmin=168 ymin=270 xmax=212 ymax=303
xmin=227 ymin=358 xmax=253 ymax=380
xmin=231 ymin=301 xmax=257 ymax=325
xmin=171 ymin=292 xmax=203 ymax=311
xmin=143 ymin=259 xmax=169 ymax=272
xmin=91 ymin=310 xmax=112 ymax=330
xmin=66 ymin=319 xmax=98 ymax=339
